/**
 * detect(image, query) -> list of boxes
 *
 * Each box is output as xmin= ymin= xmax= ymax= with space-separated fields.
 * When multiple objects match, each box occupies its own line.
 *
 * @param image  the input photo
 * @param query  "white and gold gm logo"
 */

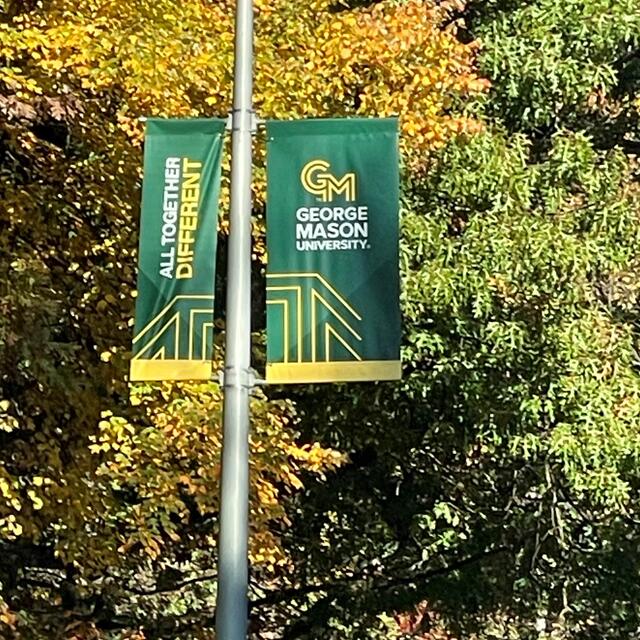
xmin=300 ymin=160 xmax=356 ymax=202
xmin=295 ymin=159 xmax=369 ymax=253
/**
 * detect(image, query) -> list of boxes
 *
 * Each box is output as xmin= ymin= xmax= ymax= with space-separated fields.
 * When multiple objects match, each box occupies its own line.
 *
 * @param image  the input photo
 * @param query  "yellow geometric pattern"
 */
xmin=267 ymin=272 xmax=362 ymax=364
xmin=130 ymin=294 xmax=214 ymax=381
xmin=267 ymin=272 xmax=401 ymax=383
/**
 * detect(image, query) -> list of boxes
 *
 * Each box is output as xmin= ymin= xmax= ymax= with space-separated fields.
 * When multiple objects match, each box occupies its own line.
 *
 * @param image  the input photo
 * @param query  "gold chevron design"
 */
xmin=188 ymin=308 xmax=217 ymax=360
xmin=201 ymin=322 xmax=214 ymax=363
xmin=266 ymin=285 xmax=302 ymax=362
xmin=325 ymin=324 xmax=361 ymax=361
xmin=130 ymin=294 xmax=215 ymax=382
xmin=133 ymin=312 xmax=180 ymax=361
xmin=266 ymin=272 xmax=362 ymax=365
xmin=132 ymin=294 xmax=215 ymax=344
xmin=311 ymin=288 xmax=361 ymax=362
xmin=266 ymin=298 xmax=290 ymax=362
xmin=267 ymin=273 xmax=361 ymax=320
xmin=151 ymin=347 xmax=166 ymax=360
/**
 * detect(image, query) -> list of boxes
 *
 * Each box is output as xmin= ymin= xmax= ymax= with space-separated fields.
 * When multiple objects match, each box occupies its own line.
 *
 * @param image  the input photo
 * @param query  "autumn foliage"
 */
xmin=0 ymin=0 xmax=485 ymax=637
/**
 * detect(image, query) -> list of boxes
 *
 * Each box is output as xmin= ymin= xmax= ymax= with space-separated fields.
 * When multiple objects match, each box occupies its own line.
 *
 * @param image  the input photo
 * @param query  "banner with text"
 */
xmin=130 ymin=118 xmax=225 ymax=382
xmin=266 ymin=118 xmax=401 ymax=383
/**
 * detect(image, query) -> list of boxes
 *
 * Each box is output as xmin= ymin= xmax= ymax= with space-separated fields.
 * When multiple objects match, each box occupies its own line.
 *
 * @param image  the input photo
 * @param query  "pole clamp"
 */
xmin=226 ymin=110 xmax=263 ymax=134
xmin=218 ymin=367 xmax=267 ymax=390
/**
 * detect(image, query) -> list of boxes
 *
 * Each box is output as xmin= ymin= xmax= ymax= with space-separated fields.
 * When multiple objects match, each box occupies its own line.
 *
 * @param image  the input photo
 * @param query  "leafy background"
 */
xmin=1 ymin=0 xmax=639 ymax=638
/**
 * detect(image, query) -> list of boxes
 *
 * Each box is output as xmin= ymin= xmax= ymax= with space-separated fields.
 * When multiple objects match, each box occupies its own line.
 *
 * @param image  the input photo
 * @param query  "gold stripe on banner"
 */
xmin=266 ymin=360 xmax=401 ymax=384
xmin=130 ymin=359 xmax=212 ymax=382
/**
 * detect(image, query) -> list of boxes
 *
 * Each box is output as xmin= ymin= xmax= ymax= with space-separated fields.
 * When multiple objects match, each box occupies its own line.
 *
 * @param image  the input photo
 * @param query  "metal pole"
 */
xmin=216 ymin=0 xmax=254 ymax=637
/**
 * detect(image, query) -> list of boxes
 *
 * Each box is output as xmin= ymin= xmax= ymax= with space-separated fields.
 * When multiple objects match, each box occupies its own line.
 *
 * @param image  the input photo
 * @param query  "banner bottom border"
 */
xmin=266 ymin=360 xmax=401 ymax=384
xmin=130 ymin=359 xmax=212 ymax=382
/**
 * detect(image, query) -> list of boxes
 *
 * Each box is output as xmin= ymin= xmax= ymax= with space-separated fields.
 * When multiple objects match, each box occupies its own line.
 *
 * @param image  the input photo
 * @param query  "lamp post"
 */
xmin=216 ymin=0 xmax=255 ymax=638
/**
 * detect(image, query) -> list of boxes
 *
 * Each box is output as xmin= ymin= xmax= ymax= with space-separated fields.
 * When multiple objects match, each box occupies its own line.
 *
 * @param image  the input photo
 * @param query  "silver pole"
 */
xmin=216 ymin=0 xmax=254 ymax=637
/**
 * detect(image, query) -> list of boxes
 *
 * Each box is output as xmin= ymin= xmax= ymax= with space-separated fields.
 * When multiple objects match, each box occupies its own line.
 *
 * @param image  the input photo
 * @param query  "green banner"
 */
xmin=265 ymin=118 xmax=401 ymax=384
xmin=130 ymin=118 xmax=225 ymax=381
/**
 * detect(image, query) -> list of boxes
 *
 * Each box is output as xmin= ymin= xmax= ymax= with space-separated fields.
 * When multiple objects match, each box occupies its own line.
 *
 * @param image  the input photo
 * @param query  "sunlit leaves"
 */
xmin=475 ymin=0 xmax=640 ymax=133
xmin=0 ymin=0 xmax=492 ymax=637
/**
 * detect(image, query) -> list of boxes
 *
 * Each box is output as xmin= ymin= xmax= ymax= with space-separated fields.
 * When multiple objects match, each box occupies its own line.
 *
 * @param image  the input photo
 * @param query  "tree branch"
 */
xmin=93 ymin=547 xmax=511 ymax=636
xmin=123 ymin=572 xmax=218 ymax=597
xmin=251 ymin=545 xmax=510 ymax=609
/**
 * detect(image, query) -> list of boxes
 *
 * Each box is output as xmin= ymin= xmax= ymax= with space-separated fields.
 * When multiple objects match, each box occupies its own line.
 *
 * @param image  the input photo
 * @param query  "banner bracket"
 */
xmin=249 ymin=368 xmax=269 ymax=388
xmin=227 ymin=109 xmax=261 ymax=134
xmin=218 ymin=367 xmax=268 ymax=390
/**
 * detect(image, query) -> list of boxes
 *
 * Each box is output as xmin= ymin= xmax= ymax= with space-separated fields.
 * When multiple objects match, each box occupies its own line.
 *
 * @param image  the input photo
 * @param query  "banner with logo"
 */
xmin=265 ymin=118 xmax=401 ymax=383
xmin=130 ymin=118 xmax=226 ymax=382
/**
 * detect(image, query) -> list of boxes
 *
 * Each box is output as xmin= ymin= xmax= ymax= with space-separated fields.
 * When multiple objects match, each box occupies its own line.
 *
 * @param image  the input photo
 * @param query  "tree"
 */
xmin=0 ymin=0 xmax=484 ymax=637
xmin=268 ymin=0 xmax=640 ymax=638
